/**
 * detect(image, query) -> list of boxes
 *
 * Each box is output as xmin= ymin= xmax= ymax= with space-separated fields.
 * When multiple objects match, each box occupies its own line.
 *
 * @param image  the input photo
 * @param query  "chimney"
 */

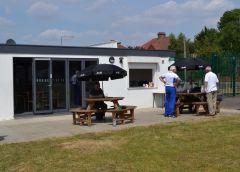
xmin=158 ymin=32 xmax=166 ymax=39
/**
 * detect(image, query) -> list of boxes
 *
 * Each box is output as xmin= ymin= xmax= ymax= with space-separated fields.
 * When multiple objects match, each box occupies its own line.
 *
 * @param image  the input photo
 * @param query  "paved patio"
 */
xmin=0 ymin=107 xmax=239 ymax=144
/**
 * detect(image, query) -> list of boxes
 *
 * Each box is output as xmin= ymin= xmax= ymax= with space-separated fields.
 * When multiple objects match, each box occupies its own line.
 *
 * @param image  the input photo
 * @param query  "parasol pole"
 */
xmin=101 ymin=81 xmax=104 ymax=91
xmin=183 ymin=38 xmax=187 ymax=82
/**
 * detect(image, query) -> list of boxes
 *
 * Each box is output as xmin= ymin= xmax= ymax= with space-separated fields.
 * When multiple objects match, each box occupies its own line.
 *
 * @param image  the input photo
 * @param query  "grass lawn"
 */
xmin=0 ymin=115 xmax=240 ymax=172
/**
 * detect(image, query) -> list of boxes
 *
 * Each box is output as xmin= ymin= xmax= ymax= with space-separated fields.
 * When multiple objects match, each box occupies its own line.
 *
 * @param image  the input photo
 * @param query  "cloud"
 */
xmin=43 ymin=0 xmax=83 ymax=3
xmin=86 ymin=0 xmax=115 ymax=11
xmin=203 ymin=17 xmax=220 ymax=27
xmin=0 ymin=16 xmax=14 ymax=28
xmin=5 ymin=0 xmax=237 ymax=46
xmin=112 ymin=0 xmax=234 ymax=28
xmin=40 ymin=29 xmax=76 ymax=39
xmin=39 ymin=28 xmax=132 ymax=46
xmin=182 ymin=0 xmax=234 ymax=13
xmin=131 ymin=32 xmax=155 ymax=39
xmin=39 ymin=29 xmax=102 ymax=40
xmin=27 ymin=2 xmax=59 ymax=19
xmin=204 ymin=0 xmax=232 ymax=11
xmin=144 ymin=0 xmax=178 ymax=17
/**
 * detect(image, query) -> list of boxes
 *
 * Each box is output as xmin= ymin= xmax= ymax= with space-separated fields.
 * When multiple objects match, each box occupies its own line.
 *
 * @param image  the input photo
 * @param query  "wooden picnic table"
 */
xmin=71 ymin=97 xmax=136 ymax=126
xmin=87 ymin=97 xmax=136 ymax=125
xmin=86 ymin=97 xmax=124 ymax=110
xmin=177 ymin=92 xmax=206 ymax=97
xmin=176 ymin=92 xmax=206 ymax=104
xmin=176 ymin=92 xmax=203 ymax=115
xmin=175 ymin=92 xmax=221 ymax=116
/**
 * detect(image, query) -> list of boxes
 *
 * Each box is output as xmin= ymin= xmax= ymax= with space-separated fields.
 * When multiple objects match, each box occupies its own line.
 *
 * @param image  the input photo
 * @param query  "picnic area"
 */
xmin=0 ymin=95 xmax=240 ymax=171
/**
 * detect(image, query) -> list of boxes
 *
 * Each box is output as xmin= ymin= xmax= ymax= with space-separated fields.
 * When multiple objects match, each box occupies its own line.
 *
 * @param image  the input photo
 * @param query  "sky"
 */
xmin=0 ymin=0 xmax=239 ymax=46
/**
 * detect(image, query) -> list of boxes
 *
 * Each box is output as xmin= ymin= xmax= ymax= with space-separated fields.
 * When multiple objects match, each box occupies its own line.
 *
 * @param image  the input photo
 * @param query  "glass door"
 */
xmin=13 ymin=58 xmax=33 ymax=114
xmin=85 ymin=60 xmax=98 ymax=98
xmin=33 ymin=59 xmax=52 ymax=113
xmin=69 ymin=61 xmax=82 ymax=108
xmin=52 ymin=60 xmax=67 ymax=110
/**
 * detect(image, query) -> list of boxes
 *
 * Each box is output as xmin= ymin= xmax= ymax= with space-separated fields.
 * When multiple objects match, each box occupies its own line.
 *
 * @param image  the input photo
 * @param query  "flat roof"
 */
xmin=0 ymin=44 xmax=175 ymax=57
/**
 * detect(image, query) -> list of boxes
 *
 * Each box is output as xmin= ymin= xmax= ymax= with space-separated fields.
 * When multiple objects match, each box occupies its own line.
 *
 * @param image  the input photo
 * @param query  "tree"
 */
xmin=168 ymin=33 xmax=194 ymax=58
xmin=194 ymin=26 xmax=221 ymax=57
xmin=218 ymin=8 xmax=240 ymax=54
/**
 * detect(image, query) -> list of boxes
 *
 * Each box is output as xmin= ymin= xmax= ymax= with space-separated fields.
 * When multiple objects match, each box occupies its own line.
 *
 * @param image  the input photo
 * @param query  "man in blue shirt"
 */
xmin=159 ymin=66 xmax=181 ymax=117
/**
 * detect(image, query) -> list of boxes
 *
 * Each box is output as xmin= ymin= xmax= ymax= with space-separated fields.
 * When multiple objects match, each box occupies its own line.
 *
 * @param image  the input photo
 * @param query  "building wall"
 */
xmin=0 ymin=53 xmax=171 ymax=121
xmin=90 ymin=41 xmax=118 ymax=48
xmin=0 ymin=55 xmax=14 ymax=121
xmin=99 ymin=56 xmax=171 ymax=107
xmin=0 ymin=54 xmax=99 ymax=121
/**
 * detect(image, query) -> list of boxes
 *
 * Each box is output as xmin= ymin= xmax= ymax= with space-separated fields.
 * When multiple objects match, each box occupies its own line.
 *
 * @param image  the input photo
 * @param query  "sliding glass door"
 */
xmin=33 ymin=59 xmax=52 ymax=113
xmin=14 ymin=58 xmax=98 ymax=115
xmin=52 ymin=60 xmax=67 ymax=110
xmin=69 ymin=61 xmax=82 ymax=108
xmin=68 ymin=59 xmax=98 ymax=108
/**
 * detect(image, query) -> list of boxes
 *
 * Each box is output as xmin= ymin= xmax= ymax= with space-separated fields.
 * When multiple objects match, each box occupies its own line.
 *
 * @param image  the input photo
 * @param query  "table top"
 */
xmin=152 ymin=90 xmax=165 ymax=94
xmin=86 ymin=97 xmax=124 ymax=102
xmin=177 ymin=92 xmax=206 ymax=96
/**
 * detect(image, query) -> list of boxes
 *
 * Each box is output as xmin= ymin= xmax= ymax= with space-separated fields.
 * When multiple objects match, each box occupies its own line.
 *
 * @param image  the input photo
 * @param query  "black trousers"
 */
xmin=94 ymin=101 xmax=107 ymax=120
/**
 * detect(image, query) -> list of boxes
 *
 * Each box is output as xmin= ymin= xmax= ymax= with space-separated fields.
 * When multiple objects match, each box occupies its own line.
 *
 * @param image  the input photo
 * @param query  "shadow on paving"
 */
xmin=0 ymin=135 xmax=7 ymax=141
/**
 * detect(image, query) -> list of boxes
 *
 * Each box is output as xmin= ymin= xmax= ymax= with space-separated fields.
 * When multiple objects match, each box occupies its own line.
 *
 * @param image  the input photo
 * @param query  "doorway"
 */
xmin=13 ymin=58 xmax=98 ymax=115
xmin=33 ymin=59 xmax=52 ymax=113
xmin=13 ymin=58 xmax=33 ymax=113
xmin=52 ymin=60 xmax=67 ymax=110
xmin=33 ymin=59 xmax=68 ymax=113
xmin=84 ymin=60 xmax=98 ymax=98
xmin=69 ymin=61 xmax=82 ymax=108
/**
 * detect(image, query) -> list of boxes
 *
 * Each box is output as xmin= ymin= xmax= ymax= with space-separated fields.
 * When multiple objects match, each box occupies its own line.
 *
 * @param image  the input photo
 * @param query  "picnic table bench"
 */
xmin=107 ymin=105 xmax=137 ymax=124
xmin=71 ymin=108 xmax=96 ymax=126
xmin=175 ymin=100 xmax=221 ymax=116
xmin=192 ymin=101 xmax=221 ymax=115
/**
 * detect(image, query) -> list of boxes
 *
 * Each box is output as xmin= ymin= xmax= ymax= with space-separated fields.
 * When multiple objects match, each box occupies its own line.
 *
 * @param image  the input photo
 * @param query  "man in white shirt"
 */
xmin=204 ymin=66 xmax=219 ymax=116
xmin=159 ymin=66 xmax=181 ymax=117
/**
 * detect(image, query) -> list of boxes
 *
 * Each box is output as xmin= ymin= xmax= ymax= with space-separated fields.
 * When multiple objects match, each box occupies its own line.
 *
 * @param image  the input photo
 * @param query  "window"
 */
xmin=128 ymin=63 xmax=157 ymax=88
xmin=129 ymin=69 xmax=153 ymax=87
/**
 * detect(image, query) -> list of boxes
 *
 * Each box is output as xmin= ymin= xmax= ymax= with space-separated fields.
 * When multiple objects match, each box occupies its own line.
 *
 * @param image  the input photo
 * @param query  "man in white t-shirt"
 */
xmin=159 ymin=66 xmax=181 ymax=117
xmin=204 ymin=66 xmax=219 ymax=116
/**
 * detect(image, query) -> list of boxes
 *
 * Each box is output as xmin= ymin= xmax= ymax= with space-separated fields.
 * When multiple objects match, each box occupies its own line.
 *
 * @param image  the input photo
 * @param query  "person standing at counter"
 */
xmin=159 ymin=66 xmax=181 ymax=117
xmin=204 ymin=66 xmax=219 ymax=116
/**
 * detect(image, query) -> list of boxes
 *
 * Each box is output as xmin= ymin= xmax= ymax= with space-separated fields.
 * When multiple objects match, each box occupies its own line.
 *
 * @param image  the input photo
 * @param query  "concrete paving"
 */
xmin=221 ymin=95 xmax=240 ymax=110
xmin=0 ymin=107 xmax=239 ymax=144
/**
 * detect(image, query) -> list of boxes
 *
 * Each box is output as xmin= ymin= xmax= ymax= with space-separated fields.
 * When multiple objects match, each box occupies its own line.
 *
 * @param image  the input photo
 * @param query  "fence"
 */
xmin=175 ymin=53 xmax=240 ymax=96
xmin=203 ymin=54 xmax=240 ymax=96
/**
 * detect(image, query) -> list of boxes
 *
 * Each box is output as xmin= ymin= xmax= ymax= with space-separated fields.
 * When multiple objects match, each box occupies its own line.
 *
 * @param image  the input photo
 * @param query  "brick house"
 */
xmin=141 ymin=32 xmax=170 ymax=50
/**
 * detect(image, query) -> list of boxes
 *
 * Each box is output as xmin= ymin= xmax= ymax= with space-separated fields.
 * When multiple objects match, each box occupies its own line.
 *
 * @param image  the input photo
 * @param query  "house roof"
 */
xmin=117 ymin=43 xmax=126 ymax=49
xmin=0 ymin=44 xmax=175 ymax=57
xmin=141 ymin=32 xmax=170 ymax=50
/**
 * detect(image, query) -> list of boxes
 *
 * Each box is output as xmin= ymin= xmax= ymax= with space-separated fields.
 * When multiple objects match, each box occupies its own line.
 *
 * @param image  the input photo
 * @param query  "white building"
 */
xmin=89 ymin=40 xmax=120 ymax=48
xmin=0 ymin=43 xmax=175 ymax=121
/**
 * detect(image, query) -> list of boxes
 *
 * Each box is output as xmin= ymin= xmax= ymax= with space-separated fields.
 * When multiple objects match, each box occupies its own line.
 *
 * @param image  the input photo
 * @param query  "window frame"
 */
xmin=128 ymin=63 xmax=157 ymax=89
